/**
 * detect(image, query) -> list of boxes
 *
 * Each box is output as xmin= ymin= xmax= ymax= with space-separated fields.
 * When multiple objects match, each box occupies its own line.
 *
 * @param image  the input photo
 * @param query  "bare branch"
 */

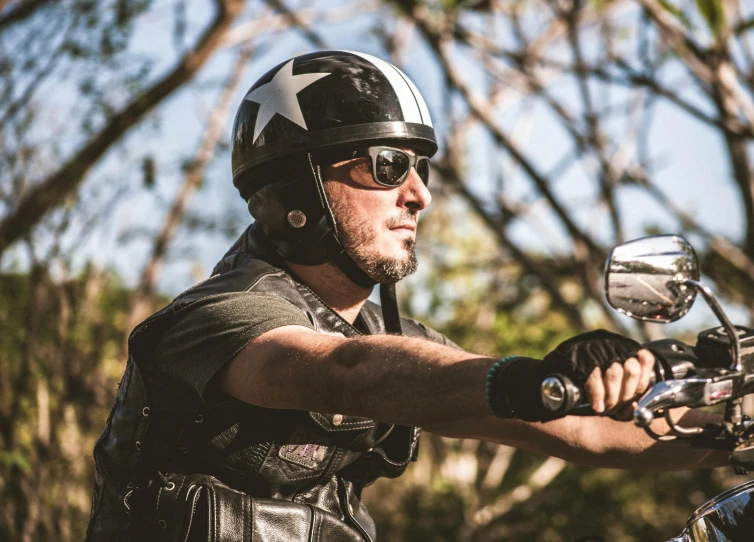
xmin=0 ymin=0 xmax=53 ymax=32
xmin=469 ymin=456 xmax=566 ymax=532
xmin=222 ymin=2 xmax=378 ymax=48
xmin=0 ymin=0 xmax=245 ymax=256
xmin=264 ymin=0 xmax=326 ymax=48
xmin=434 ymin=158 xmax=588 ymax=329
xmin=408 ymin=9 xmax=604 ymax=260
xmin=128 ymin=44 xmax=253 ymax=329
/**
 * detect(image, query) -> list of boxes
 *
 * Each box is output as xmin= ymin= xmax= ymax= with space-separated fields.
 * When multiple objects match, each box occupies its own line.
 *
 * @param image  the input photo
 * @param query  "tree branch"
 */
xmin=127 ymin=44 xmax=253 ymax=329
xmin=0 ymin=0 xmax=244 ymax=256
xmin=403 ymin=5 xmax=604 ymax=262
xmin=434 ymin=158 xmax=587 ymax=329
xmin=264 ymin=0 xmax=326 ymax=48
xmin=0 ymin=0 xmax=53 ymax=32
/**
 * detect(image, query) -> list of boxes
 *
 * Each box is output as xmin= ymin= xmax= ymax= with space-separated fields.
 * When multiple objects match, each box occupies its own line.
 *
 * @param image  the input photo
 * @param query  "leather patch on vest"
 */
xmin=278 ymin=429 xmax=331 ymax=470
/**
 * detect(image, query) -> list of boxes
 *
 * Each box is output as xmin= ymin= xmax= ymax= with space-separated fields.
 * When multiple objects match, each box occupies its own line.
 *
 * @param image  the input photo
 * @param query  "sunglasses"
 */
xmin=320 ymin=146 xmax=431 ymax=188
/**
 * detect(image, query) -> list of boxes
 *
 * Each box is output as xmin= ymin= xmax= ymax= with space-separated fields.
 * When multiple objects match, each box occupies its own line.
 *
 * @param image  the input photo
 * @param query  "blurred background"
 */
xmin=1 ymin=0 xmax=753 ymax=540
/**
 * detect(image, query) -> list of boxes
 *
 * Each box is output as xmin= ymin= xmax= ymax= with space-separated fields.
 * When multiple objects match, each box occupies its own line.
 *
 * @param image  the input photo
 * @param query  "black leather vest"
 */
xmin=85 ymin=225 xmax=444 ymax=542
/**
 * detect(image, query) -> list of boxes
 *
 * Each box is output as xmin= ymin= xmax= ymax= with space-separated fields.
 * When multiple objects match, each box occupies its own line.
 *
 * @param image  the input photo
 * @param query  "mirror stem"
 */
xmin=684 ymin=279 xmax=742 ymax=371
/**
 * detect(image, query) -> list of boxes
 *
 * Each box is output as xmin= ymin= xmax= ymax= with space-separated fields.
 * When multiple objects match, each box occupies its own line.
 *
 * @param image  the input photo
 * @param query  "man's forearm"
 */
xmin=228 ymin=326 xmax=729 ymax=472
xmin=224 ymin=326 xmax=497 ymax=428
xmin=425 ymin=408 xmax=728 ymax=472
xmin=333 ymin=333 xmax=496 ymax=426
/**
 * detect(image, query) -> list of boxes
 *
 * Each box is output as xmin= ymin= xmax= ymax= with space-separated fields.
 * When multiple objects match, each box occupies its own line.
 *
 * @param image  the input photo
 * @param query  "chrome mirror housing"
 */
xmin=605 ymin=235 xmax=700 ymax=323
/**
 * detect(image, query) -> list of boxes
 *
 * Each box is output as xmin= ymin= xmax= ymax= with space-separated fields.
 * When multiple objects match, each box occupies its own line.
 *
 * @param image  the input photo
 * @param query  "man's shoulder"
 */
xmin=130 ymin=256 xmax=308 ymax=348
xmin=360 ymin=300 xmax=459 ymax=348
xmin=172 ymin=255 xmax=298 ymax=310
xmin=400 ymin=316 xmax=459 ymax=347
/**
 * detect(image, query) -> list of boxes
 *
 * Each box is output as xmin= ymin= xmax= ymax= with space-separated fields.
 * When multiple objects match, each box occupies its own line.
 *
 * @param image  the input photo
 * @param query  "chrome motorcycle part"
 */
xmin=541 ymin=376 xmax=581 ymax=413
xmin=683 ymin=279 xmax=742 ymax=371
xmin=605 ymin=235 xmax=699 ymax=323
xmin=670 ymin=479 xmax=754 ymax=542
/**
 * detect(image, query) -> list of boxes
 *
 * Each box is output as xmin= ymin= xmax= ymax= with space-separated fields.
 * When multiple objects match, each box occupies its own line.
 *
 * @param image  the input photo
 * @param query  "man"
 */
xmin=85 ymin=51 xmax=724 ymax=542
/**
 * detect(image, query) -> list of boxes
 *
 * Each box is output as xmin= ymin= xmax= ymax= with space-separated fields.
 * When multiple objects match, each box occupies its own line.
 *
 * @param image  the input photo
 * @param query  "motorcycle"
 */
xmin=540 ymin=235 xmax=754 ymax=542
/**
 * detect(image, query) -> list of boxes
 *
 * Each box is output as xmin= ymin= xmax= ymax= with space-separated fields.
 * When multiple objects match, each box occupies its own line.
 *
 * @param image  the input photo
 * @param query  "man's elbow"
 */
xmin=328 ymin=338 xmax=372 ymax=416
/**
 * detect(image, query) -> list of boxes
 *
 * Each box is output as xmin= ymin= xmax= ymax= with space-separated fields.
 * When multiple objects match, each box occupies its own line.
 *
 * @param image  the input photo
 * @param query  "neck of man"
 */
xmin=286 ymin=260 xmax=373 ymax=324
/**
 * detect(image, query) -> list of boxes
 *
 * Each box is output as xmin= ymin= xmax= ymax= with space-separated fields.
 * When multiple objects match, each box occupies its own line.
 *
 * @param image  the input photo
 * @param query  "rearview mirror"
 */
xmin=605 ymin=235 xmax=699 ymax=323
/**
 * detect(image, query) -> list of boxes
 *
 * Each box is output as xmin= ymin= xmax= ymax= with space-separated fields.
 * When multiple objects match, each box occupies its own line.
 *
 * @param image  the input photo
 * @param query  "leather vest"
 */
xmin=85 ymin=225 xmax=445 ymax=542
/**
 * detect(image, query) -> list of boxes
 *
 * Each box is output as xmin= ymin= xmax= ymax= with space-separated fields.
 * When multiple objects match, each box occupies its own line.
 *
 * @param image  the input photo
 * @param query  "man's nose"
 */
xmin=399 ymin=167 xmax=432 ymax=211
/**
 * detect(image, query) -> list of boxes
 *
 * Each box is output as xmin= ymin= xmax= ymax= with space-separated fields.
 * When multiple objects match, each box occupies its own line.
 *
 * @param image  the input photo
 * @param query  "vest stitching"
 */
xmin=291 ymin=281 xmax=364 ymax=337
xmin=243 ymin=268 xmax=288 ymax=292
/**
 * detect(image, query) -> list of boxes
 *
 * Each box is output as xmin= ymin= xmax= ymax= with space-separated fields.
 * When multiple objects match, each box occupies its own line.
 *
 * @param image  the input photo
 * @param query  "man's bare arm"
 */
xmin=218 ymin=325 xmax=728 ymax=470
xmin=218 ymin=325 xmax=493 ymax=427
xmin=423 ymin=409 xmax=728 ymax=472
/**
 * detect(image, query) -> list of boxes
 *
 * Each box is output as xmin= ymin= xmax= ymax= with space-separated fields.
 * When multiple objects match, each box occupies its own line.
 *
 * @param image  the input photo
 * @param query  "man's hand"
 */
xmin=585 ymin=349 xmax=656 ymax=420
xmin=488 ymin=329 xmax=648 ymax=421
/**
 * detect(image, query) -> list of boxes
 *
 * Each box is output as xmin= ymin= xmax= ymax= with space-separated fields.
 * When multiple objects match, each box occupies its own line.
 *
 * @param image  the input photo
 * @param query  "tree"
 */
xmin=2 ymin=0 xmax=754 ymax=540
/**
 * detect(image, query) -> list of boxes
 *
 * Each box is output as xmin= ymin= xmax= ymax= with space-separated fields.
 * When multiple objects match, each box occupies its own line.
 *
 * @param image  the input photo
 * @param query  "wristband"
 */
xmin=485 ymin=356 xmax=519 ymax=418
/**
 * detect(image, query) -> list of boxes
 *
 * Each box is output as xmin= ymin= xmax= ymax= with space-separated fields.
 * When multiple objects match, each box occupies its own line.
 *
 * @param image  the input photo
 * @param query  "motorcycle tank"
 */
xmin=671 ymin=480 xmax=754 ymax=541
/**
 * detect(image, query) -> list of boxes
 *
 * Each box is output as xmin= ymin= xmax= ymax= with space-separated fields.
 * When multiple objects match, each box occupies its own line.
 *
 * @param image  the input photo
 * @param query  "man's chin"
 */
xmin=343 ymin=238 xmax=418 ymax=283
xmin=366 ymin=254 xmax=418 ymax=283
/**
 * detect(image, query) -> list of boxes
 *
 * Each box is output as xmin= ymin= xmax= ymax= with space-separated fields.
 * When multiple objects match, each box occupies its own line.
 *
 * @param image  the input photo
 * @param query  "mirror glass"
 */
xmin=605 ymin=235 xmax=699 ymax=323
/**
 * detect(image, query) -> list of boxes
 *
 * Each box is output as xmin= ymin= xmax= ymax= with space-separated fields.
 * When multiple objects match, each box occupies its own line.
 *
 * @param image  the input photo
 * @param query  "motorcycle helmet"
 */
xmin=231 ymin=50 xmax=437 ymax=333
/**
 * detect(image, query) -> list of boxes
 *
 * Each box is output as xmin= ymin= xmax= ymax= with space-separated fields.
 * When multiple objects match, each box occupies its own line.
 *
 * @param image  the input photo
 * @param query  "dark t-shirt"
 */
xmin=148 ymin=292 xmax=315 ymax=402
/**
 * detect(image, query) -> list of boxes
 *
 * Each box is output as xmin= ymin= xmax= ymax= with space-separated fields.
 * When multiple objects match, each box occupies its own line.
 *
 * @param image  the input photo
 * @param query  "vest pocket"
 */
xmin=141 ymin=473 xmax=365 ymax=541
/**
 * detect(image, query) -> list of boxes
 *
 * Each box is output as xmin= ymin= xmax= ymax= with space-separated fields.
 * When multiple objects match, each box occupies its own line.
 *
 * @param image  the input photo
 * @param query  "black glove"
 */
xmin=487 ymin=330 xmax=640 ymax=422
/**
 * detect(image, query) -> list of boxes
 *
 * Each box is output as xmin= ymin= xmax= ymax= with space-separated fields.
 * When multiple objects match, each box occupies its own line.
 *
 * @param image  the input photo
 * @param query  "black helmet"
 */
xmin=232 ymin=50 xmax=436 ymax=190
xmin=231 ymin=51 xmax=437 ymax=332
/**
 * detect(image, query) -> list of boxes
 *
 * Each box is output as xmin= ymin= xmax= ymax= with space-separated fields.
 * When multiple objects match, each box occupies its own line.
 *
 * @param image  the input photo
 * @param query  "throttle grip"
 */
xmin=541 ymin=372 xmax=659 ymax=415
xmin=541 ymin=374 xmax=592 ymax=415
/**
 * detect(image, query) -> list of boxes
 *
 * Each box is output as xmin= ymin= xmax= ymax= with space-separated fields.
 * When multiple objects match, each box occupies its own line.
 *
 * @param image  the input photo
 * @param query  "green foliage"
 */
xmin=657 ymin=0 xmax=727 ymax=40
xmin=0 ymin=269 xmax=151 ymax=541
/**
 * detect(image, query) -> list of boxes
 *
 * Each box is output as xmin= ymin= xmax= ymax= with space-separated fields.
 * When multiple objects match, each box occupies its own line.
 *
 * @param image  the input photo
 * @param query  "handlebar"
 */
xmin=541 ymin=333 xmax=754 ymax=426
xmin=540 ymin=338 xmax=693 ymax=417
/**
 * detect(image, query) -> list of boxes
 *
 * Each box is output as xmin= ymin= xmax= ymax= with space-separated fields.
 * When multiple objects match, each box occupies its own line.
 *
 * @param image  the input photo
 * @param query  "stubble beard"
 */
xmin=329 ymin=202 xmax=419 ymax=284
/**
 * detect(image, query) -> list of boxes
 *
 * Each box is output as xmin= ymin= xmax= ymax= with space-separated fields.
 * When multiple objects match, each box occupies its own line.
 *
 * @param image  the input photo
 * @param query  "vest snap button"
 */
xmin=178 ymin=447 xmax=189 ymax=455
xmin=287 ymin=210 xmax=307 ymax=228
xmin=332 ymin=414 xmax=343 ymax=426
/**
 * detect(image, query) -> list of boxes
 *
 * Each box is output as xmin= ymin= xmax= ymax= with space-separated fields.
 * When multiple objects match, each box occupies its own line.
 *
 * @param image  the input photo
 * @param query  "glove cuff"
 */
xmin=485 ymin=356 xmax=519 ymax=418
xmin=487 ymin=356 xmax=566 ymax=422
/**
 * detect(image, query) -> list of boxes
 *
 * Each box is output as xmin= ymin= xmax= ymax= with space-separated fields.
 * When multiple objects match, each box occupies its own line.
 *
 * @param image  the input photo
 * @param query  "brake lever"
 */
xmin=633 ymin=372 xmax=749 ymax=428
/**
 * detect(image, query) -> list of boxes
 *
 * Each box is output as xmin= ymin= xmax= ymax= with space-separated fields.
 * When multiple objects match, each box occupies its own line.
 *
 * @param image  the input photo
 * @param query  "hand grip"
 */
xmin=541 ymin=373 xmax=658 ymax=415
xmin=540 ymin=342 xmax=696 ymax=416
xmin=540 ymin=375 xmax=594 ymax=416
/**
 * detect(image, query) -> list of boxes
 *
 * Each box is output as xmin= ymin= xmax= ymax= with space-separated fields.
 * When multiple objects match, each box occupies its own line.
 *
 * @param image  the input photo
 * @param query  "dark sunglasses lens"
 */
xmin=375 ymin=150 xmax=410 ymax=186
xmin=416 ymin=159 xmax=430 ymax=185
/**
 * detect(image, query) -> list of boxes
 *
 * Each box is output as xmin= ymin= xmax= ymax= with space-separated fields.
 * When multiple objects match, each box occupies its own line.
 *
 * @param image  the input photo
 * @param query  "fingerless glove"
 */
xmin=487 ymin=330 xmax=640 ymax=421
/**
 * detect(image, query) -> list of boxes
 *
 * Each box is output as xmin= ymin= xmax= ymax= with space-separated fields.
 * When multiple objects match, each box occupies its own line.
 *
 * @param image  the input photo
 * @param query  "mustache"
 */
xmin=385 ymin=211 xmax=419 ymax=229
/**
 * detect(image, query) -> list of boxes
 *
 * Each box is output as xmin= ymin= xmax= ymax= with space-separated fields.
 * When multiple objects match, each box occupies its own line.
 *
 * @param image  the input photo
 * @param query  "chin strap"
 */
xmin=379 ymin=282 xmax=403 ymax=335
xmin=302 ymin=153 xmax=375 ymax=289
xmin=300 ymin=153 xmax=403 ymax=335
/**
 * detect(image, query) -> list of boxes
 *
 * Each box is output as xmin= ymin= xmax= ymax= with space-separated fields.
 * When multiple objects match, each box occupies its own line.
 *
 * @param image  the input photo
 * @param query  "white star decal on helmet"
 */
xmin=243 ymin=59 xmax=331 ymax=143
